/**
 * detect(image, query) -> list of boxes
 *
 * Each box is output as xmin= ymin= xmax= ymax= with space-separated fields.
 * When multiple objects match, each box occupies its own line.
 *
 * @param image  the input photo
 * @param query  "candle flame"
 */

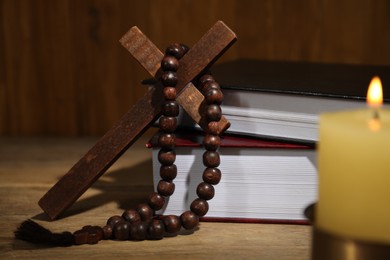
xmin=367 ymin=76 xmax=383 ymax=131
xmin=367 ymin=76 xmax=383 ymax=108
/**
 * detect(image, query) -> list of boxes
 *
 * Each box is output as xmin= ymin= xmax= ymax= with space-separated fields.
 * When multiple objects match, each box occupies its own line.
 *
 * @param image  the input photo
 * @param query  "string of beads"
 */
xmin=71 ymin=43 xmax=224 ymax=244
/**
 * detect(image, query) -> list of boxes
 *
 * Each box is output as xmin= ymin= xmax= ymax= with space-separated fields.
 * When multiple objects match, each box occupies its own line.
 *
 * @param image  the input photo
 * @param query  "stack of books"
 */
xmin=149 ymin=59 xmax=390 ymax=223
xmin=148 ymin=132 xmax=316 ymax=223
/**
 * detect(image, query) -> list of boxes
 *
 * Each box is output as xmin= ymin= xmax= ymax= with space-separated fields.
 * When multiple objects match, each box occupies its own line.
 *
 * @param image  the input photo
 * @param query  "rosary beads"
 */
xmin=74 ymin=43 xmax=225 ymax=244
xmin=15 ymin=43 xmax=225 ymax=246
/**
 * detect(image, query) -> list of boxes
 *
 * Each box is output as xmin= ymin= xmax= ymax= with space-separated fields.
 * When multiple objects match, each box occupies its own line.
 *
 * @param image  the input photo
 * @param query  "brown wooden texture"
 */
xmin=38 ymin=88 xmax=162 ymax=220
xmin=0 ymin=136 xmax=311 ymax=259
xmin=38 ymin=22 xmax=236 ymax=220
xmin=119 ymin=26 xmax=164 ymax=78
xmin=1 ymin=0 xmax=390 ymax=136
xmin=120 ymin=25 xmax=232 ymax=134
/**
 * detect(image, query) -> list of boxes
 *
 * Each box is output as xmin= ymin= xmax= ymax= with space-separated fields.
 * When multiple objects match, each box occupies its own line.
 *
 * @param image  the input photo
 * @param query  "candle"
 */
xmin=317 ymin=76 xmax=390 ymax=244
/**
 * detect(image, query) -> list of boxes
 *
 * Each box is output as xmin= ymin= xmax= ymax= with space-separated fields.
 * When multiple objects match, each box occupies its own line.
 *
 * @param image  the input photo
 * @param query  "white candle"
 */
xmin=317 ymin=77 xmax=390 ymax=244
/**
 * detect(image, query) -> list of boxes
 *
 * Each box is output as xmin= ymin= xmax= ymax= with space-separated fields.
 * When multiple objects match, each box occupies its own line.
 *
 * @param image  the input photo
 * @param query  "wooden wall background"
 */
xmin=1 ymin=0 xmax=390 ymax=136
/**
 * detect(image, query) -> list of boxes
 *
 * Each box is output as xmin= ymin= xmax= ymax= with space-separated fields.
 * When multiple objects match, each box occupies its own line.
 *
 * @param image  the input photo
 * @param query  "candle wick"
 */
xmin=373 ymin=109 xmax=380 ymax=120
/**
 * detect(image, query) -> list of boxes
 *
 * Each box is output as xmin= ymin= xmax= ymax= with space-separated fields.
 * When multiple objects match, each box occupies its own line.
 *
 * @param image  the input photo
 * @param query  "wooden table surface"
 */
xmin=0 ymin=132 xmax=312 ymax=259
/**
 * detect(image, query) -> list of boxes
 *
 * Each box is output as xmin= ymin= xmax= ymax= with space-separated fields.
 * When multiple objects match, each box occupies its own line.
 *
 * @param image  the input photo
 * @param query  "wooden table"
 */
xmin=0 ymin=132 xmax=311 ymax=259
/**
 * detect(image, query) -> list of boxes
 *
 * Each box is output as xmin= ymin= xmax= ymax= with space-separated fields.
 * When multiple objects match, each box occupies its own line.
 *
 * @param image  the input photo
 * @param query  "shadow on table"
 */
xmin=32 ymin=158 xmax=154 ymax=221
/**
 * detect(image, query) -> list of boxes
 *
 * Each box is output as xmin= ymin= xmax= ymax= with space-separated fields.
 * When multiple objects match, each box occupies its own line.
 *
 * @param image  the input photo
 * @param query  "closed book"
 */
xmin=148 ymin=131 xmax=317 ymax=224
xmin=177 ymin=59 xmax=390 ymax=143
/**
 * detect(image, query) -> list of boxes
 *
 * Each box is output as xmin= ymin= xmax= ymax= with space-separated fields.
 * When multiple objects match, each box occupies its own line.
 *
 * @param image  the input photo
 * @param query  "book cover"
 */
xmin=148 ymin=131 xmax=317 ymax=224
xmin=212 ymin=59 xmax=390 ymax=100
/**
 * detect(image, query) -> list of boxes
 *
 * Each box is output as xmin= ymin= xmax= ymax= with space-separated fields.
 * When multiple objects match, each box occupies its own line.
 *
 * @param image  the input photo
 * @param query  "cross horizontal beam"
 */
xmin=120 ymin=25 xmax=231 ymax=133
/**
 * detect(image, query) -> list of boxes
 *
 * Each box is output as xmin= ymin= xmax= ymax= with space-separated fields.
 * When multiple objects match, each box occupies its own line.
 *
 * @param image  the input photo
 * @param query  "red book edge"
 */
xmin=153 ymin=215 xmax=309 ymax=225
xmin=199 ymin=217 xmax=309 ymax=225
xmin=146 ymin=130 xmax=313 ymax=149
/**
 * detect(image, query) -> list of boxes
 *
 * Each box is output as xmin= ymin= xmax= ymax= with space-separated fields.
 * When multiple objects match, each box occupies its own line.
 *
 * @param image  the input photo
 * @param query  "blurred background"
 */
xmin=1 ymin=0 xmax=389 ymax=136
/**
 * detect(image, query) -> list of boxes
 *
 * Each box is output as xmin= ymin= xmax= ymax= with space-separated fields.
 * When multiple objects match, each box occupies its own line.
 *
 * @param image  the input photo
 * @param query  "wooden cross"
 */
xmin=38 ymin=21 xmax=236 ymax=220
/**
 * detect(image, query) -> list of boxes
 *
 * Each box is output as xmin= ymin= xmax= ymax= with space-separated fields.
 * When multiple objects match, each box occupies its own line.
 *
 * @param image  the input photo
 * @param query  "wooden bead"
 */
xmin=148 ymin=192 xmax=166 ymax=210
xmin=158 ymin=133 xmax=176 ymax=149
xmin=160 ymin=164 xmax=177 ymax=180
xmin=73 ymin=229 xmax=89 ymax=245
xmin=206 ymin=104 xmax=222 ymax=121
xmin=203 ymin=151 xmax=220 ymax=167
xmin=74 ymin=226 xmax=104 ymax=244
xmin=163 ymin=215 xmax=182 ymax=233
xmin=202 ymin=81 xmax=220 ymax=93
xmin=122 ymin=209 xmax=141 ymax=224
xmin=207 ymin=121 xmax=220 ymax=135
xmin=203 ymin=135 xmax=221 ymax=151
xmin=198 ymin=74 xmax=215 ymax=90
xmin=158 ymin=149 xmax=176 ymax=165
xmin=89 ymin=226 xmax=104 ymax=242
xmin=148 ymin=219 xmax=165 ymax=240
xmin=203 ymin=167 xmax=222 ymax=185
xmin=136 ymin=203 xmax=154 ymax=221
xmin=196 ymin=182 xmax=215 ymax=200
xmin=190 ymin=198 xmax=209 ymax=217
xmin=157 ymin=180 xmax=175 ymax=196
xmin=89 ymin=226 xmax=104 ymax=240
xmin=107 ymin=215 xmax=124 ymax=227
xmin=161 ymin=71 xmax=178 ymax=86
xmin=161 ymin=55 xmax=179 ymax=71
xmin=102 ymin=225 xmax=113 ymax=239
xmin=180 ymin=211 xmax=199 ymax=230
xmin=165 ymin=43 xmax=185 ymax=59
xmin=159 ymin=116 xmax=177 ymax=132
xmin=163 ymin=86 xmax=177 ymax=100
xmin=180 ymin=43 xmax=189 ymax=54
xmin=205 ymin=88 xmax=223 ymax=105
xmin=129 ymin=222 xmax=148 ymax=241
xmin=162 ymin=101 xmax=179 ymax=117
xmin=113 ymin=221 xmax=130 ymax=240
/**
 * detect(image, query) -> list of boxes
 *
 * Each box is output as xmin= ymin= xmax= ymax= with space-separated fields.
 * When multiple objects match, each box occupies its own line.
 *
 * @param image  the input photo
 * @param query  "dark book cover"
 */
xmin=211 ymin=59 xmax=390 ymax=102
